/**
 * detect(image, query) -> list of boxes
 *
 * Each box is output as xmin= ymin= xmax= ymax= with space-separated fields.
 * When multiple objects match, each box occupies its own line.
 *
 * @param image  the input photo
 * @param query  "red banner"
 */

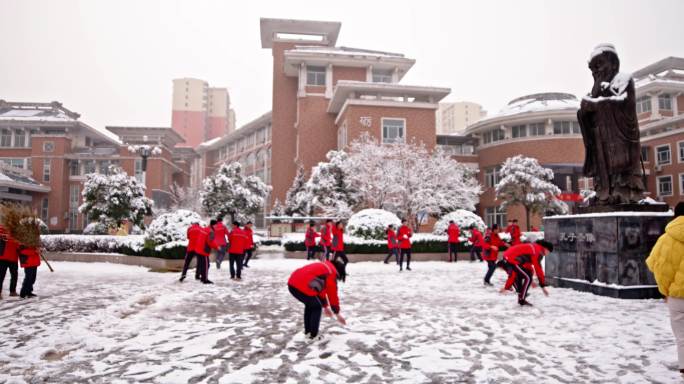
xmin=558 ymin=192 xmax=583 ymax=202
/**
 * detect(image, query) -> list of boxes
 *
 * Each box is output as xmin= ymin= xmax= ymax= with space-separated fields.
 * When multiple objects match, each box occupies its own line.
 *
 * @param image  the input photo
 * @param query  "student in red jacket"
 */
xmin=398 ymin=219 xmax=412 ymax=271
xmin=242 ymin=221 xmax=255 ymax=268
xmin=446 ymin=220 xmax=461 ymax=263
xmin=288 ymin=260 xmax=347 ymax=339
xmin=319 ymin=219 xmax=333 ymax=260
xmin=468 ymin=225 xmax=485 ymax=262
xmin=332 ymin=221 xmax=348 ymax=265
xmin=228 ymin=221 xmax=248 ymax=280
xmin=483 ymin=224 xmax=505 ymax=286
xmin=180 ymin=222 xmax=202 ymax=282
xmin=18 ymin=246 xmax=41 ymax=298
xmin=0 ymin=225 xmax=19 ymax=299
xmin=499 ymin=240 xmax=553 ymax=306
xmin=212 ymin=217 xmax=229 ymax=269
xmin=509 ymin=219 xmax=522 ymax=245
xmin=384 ymin=224 xmax=399 ymax=264
xmin=305 ymin=221 xmax=320 ymax=260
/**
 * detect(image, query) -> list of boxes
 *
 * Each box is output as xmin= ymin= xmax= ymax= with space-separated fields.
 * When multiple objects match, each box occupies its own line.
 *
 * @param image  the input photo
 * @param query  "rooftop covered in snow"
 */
xmin=106 ymin=126 xmax=185 ymax=148
xmin=283 ymin=46 xmax=415 ymax=78
xmin=260 ymin=18 xmax=341 ymax=49
xmin=328 ymin=81 xmax=451 ymax=114
xmin=197 ymin=111 xmax=272 ymax=153
xmin=0 ymin=163 xmax=50 ymax=200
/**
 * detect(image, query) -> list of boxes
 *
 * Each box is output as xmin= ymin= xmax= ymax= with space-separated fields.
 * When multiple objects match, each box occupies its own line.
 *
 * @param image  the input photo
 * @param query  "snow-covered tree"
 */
xmin=346 ymin=135 xmax=398 ymax=210
xmin=284 ymin=165 xmax=311 ymax=216
xmin=146 ymin=209 xmax=204 ymax=245
xmin=495 ymin=155 xmax=568 ymax=230
xmin=432 ymin=210 xmax=486 ymax=240
xmin=79 ymin=166 xmax=153 ymax=229
xmin=168 ymin=183 xmax=203 ymax=213
xmin=304 ymin=150 xmax=362 ymax=219
xmin=347 ymin=208 xmax=401 ymax=240
xmin=271 ymin=198 xmax=285 ymax=217
xmin=200 ymin=162 xmax=271 ymax=223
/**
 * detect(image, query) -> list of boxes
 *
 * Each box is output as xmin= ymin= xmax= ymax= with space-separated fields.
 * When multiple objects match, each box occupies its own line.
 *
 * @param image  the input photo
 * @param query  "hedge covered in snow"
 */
xmin=346 ymin=209 xmax=401 ymax=240
xmin=281 ymin=232 xmax=469 ymax=254
xmin=41 ymin=235 xmax=187 ymax=259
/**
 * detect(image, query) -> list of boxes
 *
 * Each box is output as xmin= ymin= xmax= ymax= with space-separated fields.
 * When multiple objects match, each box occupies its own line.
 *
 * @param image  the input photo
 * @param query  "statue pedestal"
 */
xmin=543 ymin=210 xmax=672 ymax=299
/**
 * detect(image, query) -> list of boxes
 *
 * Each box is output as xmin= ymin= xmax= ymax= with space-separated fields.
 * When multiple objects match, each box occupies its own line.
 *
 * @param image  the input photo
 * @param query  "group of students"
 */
xmin=0 ymin=226 xmax=41 ymax=300
xmin=304 ymin=219 xmax=351 ymax=265
xmin=179 ymin=217 xmax=255 ymax=284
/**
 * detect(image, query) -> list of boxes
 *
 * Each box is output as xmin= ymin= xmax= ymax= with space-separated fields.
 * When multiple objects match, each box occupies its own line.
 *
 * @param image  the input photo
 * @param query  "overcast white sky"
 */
xmin=2 ymin=0 xmax=682 ymax=132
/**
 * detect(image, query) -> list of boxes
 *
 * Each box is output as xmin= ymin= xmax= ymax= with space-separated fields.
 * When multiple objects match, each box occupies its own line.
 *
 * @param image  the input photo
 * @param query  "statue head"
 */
xmin=588 ymin=43 xmax=620 ymax=83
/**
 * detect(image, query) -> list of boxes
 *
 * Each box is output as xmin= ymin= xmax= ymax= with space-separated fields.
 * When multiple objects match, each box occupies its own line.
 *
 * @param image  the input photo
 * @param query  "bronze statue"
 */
xmin=577 ymin=44 xmax=645 ymax=205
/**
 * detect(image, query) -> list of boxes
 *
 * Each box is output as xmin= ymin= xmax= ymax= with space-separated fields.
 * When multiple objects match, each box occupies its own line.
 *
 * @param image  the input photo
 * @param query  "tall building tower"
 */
xmin=172 ymin=78 xmax=235 ymax=147
xmin=436 ymin=101 xmax=486 ymax=135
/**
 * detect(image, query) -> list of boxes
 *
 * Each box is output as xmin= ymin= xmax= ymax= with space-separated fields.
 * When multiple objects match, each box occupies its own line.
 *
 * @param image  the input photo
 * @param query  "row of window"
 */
xmin=481 ymin=121 xmax=579 ymax=145
xmin=305 ymin=66 xmax=394 ymax=86
xmin=0 ymin=128 xmax=32 ymax=148
xmin=40 ymin=195 xmax=81 ymax=231
xmin=653 ymin=142 xmax=684 ymax=166
xmin=336 ymin=118 xmax=407 ymax=149
xmin=636 ymin=94 xmax=674 ymax=114
xmin=217 ymin=126 xmax=271 ymax=161
xmin=656 ymin=174 xmax=684 ymax=197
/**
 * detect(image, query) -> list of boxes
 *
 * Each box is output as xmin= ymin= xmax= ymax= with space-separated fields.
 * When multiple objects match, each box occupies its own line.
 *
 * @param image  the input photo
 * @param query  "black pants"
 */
xmin=334 ymin=251 xmax=348 ymax=264
xmin=0 ymin=260 xmax=18 ymax=295
xmin=229 ymin=253 xmax=244 ymax=278
xmin=399 ymin=249 xmax=411 ymax=269
xmin=306 ymin=246 xmax=318 ymax=260
xmin=321 ymin=245 xmax=332 ymax=260
xmin=484 ymin=260 xmax=497 ymax=283
xmin=514 ymin=264 xmax=533 ymax=304
xmin=196 ymin=255 xmax=209 ymax=282
xmin=448 ymin=242 xmax=459 ymax=262
xmin=288 ymin=285 xmax=323 ymax=337
xmin=243 ymin=248 xmax=254 ymax=266
xmin=181 ymin=251 xmax=200 ymax=279
xmin=470 ymin=246 xmax=482 ymax=261
xmin=20 ymin=267 xmax=37 ymax=297
xmin=384 ymin=248 xmax=399 ymax=264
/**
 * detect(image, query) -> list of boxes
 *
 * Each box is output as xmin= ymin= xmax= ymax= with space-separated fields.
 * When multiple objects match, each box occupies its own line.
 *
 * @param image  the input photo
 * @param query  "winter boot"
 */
xmin=9 ymin=291 xmax=17 ymax=297
xmin=179 ymin=275 xmax=186 ymax=283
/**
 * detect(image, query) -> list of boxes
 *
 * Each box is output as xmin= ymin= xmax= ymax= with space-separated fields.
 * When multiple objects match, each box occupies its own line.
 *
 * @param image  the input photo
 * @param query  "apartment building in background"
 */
xmin=171 ymin=78 xmax=236 ymax=148
xmin=436 ymin=101 xmax=486 ymax=135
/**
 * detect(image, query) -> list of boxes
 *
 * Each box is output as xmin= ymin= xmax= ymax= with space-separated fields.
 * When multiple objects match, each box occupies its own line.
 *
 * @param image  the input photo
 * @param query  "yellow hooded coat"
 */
xmin=646 ymin=216 xmax=684 ymax=298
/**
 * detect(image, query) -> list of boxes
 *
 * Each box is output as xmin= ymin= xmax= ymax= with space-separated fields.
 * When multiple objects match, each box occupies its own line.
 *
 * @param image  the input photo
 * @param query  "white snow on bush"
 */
xmin=432 ymin=210 xmax=486 ymax=242
xmin=282 ymin=232 xmax=447 ymax=246
xmin=42 ymin=235 xmax=146 ymax=253
xmin=347 ymin=209 xmax=401 ymax=240
xmin=146 ymin=209 xmax=204 ymax=245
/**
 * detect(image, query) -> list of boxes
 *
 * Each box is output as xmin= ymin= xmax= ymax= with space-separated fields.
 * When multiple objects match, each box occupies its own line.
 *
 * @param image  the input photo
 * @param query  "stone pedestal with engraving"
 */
xmin=543 ymin=209 xmax=672 ymax=299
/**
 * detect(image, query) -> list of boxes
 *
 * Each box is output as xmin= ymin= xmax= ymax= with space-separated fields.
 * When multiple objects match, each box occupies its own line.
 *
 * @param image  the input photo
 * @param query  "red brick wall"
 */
xmin=295 ymin=96 xmax=337 ymax=181
xmin=172 ymin=110 xmax=206 ymax=148
xmin=30 ymin=136 xmax=71 ymax=230
xmin=333 ymin=67 xmax=366 ymax=85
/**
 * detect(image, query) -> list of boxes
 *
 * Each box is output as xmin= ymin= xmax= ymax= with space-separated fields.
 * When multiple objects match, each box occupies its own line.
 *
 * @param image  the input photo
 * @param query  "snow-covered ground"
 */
xmin=0 ymin=259 xmax=678 ymax=383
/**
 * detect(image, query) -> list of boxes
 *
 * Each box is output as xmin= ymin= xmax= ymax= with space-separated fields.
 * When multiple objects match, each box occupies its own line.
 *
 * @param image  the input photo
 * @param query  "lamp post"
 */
xmin=128 ymin=137 xmax=162 ymax=186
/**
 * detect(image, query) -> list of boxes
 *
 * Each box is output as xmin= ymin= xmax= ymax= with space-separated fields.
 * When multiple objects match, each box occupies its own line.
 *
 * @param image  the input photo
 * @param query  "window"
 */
xmin=681 ymin=174 xmax=684 ymax=196
xmin=679 ymin=142 xmax=684 ymax=163
xmin=482 ymin=131 xmax=492 ymax=144
xmin=41 ymin=198 xmax=49 ymax=224
xmin=553 ymin=121 xmax=578 ymax=135
xmin=306 ymin=66 xmax=326 ymax=86
xmin=485 ymin=206 xmax=507 ymax=228
xmin=636 ymin=96 xmax=651 ymax=114
xmin=69 ymin=160 xmax=80 ymax=176
xmin=656 ymin=145 xmax=672 ymax=166
xmin=659 ymin=94 xmax=672 ymax=111
xmin=338 ymin=122 xmax=348 ymax=149
xmin=68 ymin=208 xmax=79 ymax=231
xmin=372 ymin=68 xmax=393 ymax=83
xmin=641 ymin=146 xmax=649 ymax=162
xmin=382 ymin=119 xmax=405 ymax=144
xmin=529 ymin=122 xmax=545 ymax=136
xmin=484 ymin=166 xmax=502 ymax=188
xmin=0 ymin=129 xmax=11 ymax=147
xmin=134 ymin=159 xmax=143 ymax=182
xmin=0 ymin=158 xmax=25 ymax=169
xmin=83 ymin=160 xmax=96 ymax=174
xmin=657 ymin=175 xmax=673 ymax=196
xmin=492 ymin=129 xmax=505 ymax=142
xmin=512 ymin=125 xmax=527 ymax=138
xmin=69 ymin=184 xmax=80 ymax=207
xmin=42 ymin=159 xmax=50 ymax=182
xmin=14 ymin=130 xmax=25 ymax=147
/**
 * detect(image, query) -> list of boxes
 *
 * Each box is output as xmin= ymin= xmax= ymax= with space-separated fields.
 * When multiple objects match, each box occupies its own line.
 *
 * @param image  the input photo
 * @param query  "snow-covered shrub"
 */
xmin=432 ymin=210 xmax=486 ymax=237
xmin=347 ymin=209 xmax=401 ymax=240
xmin=200 ymin=162 xmax=271 ymax=222
xmin=41 ymin=235 xmax=187 ymax=259
xmin=146 ymin=209 xmax=203 ymax=245
xmin=83 ymin=222 xmax=109 ymax=235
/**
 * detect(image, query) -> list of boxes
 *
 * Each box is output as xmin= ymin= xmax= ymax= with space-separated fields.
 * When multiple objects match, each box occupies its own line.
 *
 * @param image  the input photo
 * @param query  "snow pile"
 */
xmin=432 ymin=210 xmax=486 ymax=241
xmin=347 ymin=209 xmax=401 ymax=240
xmin=146 ymin=210 xmax=204 ymax=245
xmin=42 ymin=235 xmax=145 ymax=253
xmin=83 ymin=221 xmax=109 ymax=235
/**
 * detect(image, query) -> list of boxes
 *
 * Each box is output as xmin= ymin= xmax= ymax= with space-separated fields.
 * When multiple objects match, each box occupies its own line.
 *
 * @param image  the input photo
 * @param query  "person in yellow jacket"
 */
xmin=646 ymin=202 xmax=684 ymax=376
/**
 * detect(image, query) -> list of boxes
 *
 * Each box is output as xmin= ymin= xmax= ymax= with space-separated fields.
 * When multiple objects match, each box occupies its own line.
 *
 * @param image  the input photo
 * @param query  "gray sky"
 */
xmin=2 ymin=0 xmax=682 ymax=133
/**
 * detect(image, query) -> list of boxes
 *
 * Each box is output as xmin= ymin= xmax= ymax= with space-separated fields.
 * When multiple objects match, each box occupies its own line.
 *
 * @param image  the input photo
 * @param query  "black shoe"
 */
xmin=216 ymin=263 xmax=221 ymax=269
xmin=519 ymin=300 xmax=533 ymax=306
xmin=27 ymin=293 xmax=37 ymax=298
xmin=195 ymin=275 xmax=200 ymax=280
xmin=179 ymin=275 xmax=186 ymax=282
xmin=9 ymin=291 xmax=17 ymax=297
xmin=230 ymin=276 xmax=235 ymax=280
xmin=383 ymin=261 xmax=389 ymax=264
xmin=406 ymin=266 xmax=411 ymax=271
xmin=236 ymin=277 xmax=242 ymax=281
xmin=484 ymin=282 xmax=493 ymax=286
xmin=19 ymin=294 xmax=26 ymax=299
xmin=202 ymin=280 xmax=214 ymax=284
xmin=243 ymin=264 xmax=249 ymax=268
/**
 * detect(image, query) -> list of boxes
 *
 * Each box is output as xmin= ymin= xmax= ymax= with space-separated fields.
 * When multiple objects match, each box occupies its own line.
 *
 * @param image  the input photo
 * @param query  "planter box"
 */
xmin=46 ymin=252 xmax=216 ymax=271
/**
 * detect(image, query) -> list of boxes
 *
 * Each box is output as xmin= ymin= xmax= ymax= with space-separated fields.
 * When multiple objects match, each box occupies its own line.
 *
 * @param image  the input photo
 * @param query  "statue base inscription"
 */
xmin=543 ymin=211 xmax=672 ymax=299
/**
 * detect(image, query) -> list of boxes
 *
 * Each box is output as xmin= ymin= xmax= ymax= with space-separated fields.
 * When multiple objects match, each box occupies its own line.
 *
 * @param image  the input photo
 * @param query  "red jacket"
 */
xmin=228 ymin=227 xmax=248 ymax=254
xmin=398 ymin=225 xmax=412 ymax=249
xmin=0 ymin=226 xmax=19 ymax=263
xmin=320 ymin=223 xmax=333 ymax=247
xmin=386 ymin=229 xmax=398 ymax=249
xmin=503 ymin=243 xmax=546 ymax=289
xmin=483 ymin=232 xmax=505 ymax=261
xmin=447 ymin=223 xmax=460 ymax=243
xmin=305 ymin=227 xmax=320 ymax=247
xmin=331 ymin=227 xmax=344 ymax=252
xmin=19 ymin=247 xmax=41 ymax=268
xmin=288 ymin=260 xmax=340 ymax=313
xmin=212 ymin=222 xmax=228 ymax=247
xmin=469 ymin=228 xmax=485 ymax=248
xmin=510 ymin=224 xmax=522 ymax=245
xmin=188 ymin=224 xmax=211 ymax=257
xmin=244 ymin=226 xmax=254 ymax=250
